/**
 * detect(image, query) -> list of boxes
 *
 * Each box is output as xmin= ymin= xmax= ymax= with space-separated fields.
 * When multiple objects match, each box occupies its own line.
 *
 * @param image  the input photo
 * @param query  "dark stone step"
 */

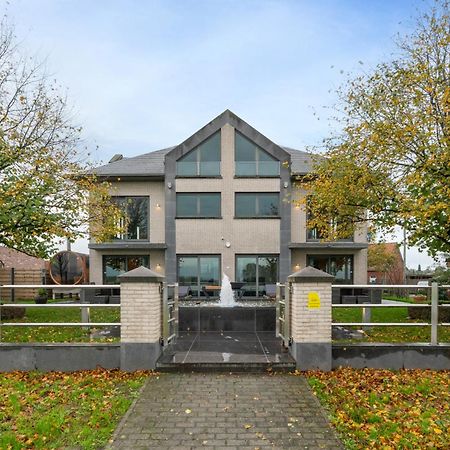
xmin=156 ymin=361 xmax=296 ymax=373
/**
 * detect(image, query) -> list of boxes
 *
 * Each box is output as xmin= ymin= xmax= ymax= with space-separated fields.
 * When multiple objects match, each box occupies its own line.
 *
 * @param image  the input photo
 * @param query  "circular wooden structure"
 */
xmin=49 ymin=251 xmax=89 ymax=285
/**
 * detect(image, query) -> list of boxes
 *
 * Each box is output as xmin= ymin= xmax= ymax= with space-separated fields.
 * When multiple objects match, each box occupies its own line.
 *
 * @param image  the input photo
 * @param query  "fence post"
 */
xmin=80 ymin=288 xmax=90 ymax=330
xmin=431 ymin=282 xmax=438 ymax=345
xmin=288 ymin=266 xmax=334 ymax=371
xmin=118 ymin=266 xmax=165 ymax=370
xmin=10 ymin=268 xmax=15 ymax=303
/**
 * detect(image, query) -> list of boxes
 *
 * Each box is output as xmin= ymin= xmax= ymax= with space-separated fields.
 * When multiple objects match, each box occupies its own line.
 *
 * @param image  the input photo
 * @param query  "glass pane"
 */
xmin=307 ymin=255 xmax=328 ymax=273
xmin=199 ymin=257 xmax=220 ymax=286
xmin=176 ymin=194 xmax=198 ymax=217
xmin=104 ymin=256 xmax=126 ymax=284
xmin=258 ymin=148 xmax=277 ymax=162
xmin=235 ymin=194 xmax=257 ymax=217
xmin=258 ymin=194 xmax=279 ymax=216
xmin=258 ymin=257 xmax=278 ymax=295
xmin=235 ymin=161 xmax=257 ymax=176
xmin=126 ymin=197 xmax=148 ymax=239
xmin=200 ymin=132 xmax=221 ymax=162
xmin=200 ymin=161 xmax=220 ymax=176
xmin=127 ymin=256 xmax=149 ymax=271
xmin=258 ymin=160 xmax=280 ymax=176
xmin=236 ymin=256 xmax=258 ymax=296
xmin=199 ymin=194 xmax=221 ymax=217
xmin=235 ymin=133 xmax=256 ymax=161
xmin=178 ymin=257 xmax=198 ymax=294
xmin=176 ymin=161 xmax=198 ymax=176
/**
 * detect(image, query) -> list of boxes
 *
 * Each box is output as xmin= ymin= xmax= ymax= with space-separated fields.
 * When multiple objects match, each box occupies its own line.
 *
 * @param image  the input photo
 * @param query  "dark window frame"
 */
xmin=234 ymin=192 xmax=280 ymax=218
xmin=177 ymin=254 xmax=222 ymax=297
xmin=235 ymin=254 xmax=279 ymax=297
xmin=112 ymin=196 xmax=149 ymax=241
xmin=234 ymin=131 xmax=280 ymax=177
xmin=306 ymin=254 xmax=354 ymax=284
xmin=176 ymin=131 xmax=221 ymax=177
xmin=102 ymin=254 xmax=150 ymax=284
xmin=176 ymin=192 xmax=222 ymax=218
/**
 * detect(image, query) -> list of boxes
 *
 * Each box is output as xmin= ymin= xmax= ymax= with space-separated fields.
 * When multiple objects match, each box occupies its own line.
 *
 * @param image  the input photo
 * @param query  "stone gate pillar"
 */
xmin=288 ymin=266 xmax=334 ymax=371
xmin=118 ymin=266 xmax=164 ymax=371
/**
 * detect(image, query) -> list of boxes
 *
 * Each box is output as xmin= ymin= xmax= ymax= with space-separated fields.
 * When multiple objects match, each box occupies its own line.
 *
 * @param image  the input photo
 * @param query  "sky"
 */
xmin=4 ymin=0 xmax=440 ymax=269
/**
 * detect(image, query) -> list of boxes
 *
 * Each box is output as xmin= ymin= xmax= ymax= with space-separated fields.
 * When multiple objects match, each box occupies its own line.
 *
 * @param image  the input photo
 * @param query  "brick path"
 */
xmin=107 ymin=373 xmax=343 ymax=450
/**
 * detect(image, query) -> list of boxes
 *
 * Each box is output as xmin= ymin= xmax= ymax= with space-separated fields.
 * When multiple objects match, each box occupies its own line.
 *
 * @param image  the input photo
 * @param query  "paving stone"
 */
xmin=106 ymin=373 xmax=343 ymax=449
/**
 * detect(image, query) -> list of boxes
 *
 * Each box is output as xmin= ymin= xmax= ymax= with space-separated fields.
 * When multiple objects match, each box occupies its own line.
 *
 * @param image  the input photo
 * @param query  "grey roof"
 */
xmin=93 ymin=147 xmax=175 ymax=178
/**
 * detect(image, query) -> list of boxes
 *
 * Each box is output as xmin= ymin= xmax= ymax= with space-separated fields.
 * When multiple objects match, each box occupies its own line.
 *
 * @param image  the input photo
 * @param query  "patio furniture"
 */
xmin=230 ymin=282 xmax=245 ymax=299
xmin=264 ymin=284 xmax=277 ymax=299
xmin=178 ymin=286 xmax=192 ymax=299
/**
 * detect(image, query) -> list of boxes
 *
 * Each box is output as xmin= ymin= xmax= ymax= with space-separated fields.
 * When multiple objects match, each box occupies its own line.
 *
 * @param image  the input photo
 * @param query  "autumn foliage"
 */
xmin=299 ymin=1 xmax=450 ymax=257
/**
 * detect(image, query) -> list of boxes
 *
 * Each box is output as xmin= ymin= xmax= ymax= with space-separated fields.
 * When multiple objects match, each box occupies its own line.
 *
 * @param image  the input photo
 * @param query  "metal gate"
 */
xmin=162 ymin=282 xmax=179 ymax=346
xmin=276 ymin=282 xmax=290 ymax=346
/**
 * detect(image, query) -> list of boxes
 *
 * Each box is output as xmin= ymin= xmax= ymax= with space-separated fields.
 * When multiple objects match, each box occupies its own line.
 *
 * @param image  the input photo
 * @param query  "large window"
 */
xmin=177 ymin=255 xmax=221 ymax=297
xmin=103 ymin=255 xmax=150 ymax=284
xmin=176 ymin=131 xmax=221 ymax=176
xmin=236 ymin=255 xmax=278 ymax=297
xmin=307 ymin=255 xmax=353 ymax=284
xmin=235 ymin=132 xmax=279 ymax=177
xmin=113 ymin=196 xmax=149 ymax=240
xmin=235 ymin=193 xmax=279 ymax=217
xmin=176 ymin=193 xmax=221 ymax=218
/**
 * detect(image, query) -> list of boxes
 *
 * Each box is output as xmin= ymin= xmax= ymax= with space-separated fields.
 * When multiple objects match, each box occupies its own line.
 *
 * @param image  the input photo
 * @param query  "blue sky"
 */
xmin=5 ymin=0 xmax=438 ymax=268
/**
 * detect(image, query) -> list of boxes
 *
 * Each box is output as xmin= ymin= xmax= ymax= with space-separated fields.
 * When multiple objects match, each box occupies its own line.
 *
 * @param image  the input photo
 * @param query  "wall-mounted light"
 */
xmin=283 ymin=181 xmax=289 ymax=189
xmin=156 ymin=263 xmax=161 ymax=270
xmin=156 ymin=203 xmax=161 ymax=208
xmin=167 ymin=182 xmax=172 ymax=189
xmin=225 ymin=241 xmax=231 ymax=248
xmin=295 ymin=264 xmax=300 ymax=270
xmin=295 ymin=204 xmax=300 ymax=209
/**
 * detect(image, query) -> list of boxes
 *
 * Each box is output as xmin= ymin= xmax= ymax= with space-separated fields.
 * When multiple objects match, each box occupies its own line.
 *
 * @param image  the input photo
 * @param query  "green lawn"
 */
xmin=333 ymin=306 xmax=450 ymax=343
xmin=0 ymin=301 xmax=120 ymax=343
xmin=305 ymin=368 xmax=450 ymax=449
xmin=0 ymin=369 xmax=151 ymax=449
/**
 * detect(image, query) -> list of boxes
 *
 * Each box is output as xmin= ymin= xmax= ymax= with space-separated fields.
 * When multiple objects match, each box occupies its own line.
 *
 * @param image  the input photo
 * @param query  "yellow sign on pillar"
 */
xmin=307 ymin=291 xmax=321 ymax=309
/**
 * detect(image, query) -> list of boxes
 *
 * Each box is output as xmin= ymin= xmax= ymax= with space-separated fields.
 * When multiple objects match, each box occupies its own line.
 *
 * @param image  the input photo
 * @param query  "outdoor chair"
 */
xmin=264 ymin=284 xmax=277 ymax=299
xmin=178 ymin=285 xmax=191 ymax=300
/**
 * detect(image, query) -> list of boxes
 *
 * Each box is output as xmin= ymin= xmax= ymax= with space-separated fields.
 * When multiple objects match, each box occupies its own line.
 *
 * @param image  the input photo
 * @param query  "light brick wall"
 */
xmin=290 ymin=281 xmax=332 ymax=343
xmin=120 ymin=281 xmax=162 ymax=343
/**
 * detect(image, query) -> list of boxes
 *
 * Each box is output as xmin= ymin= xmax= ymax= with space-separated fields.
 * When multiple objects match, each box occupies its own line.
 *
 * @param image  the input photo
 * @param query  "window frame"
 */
xmin=176 ymin=192 xmax=222 ymax=219
xmin=102 ymin=255 xmax=150 ymax=284
xmin=235 ymin=254 xmax=279 ymax=297
xmin=176 ymin=131 xmax=221 ymax=177
xmin=112 ymin=196 xmax=149 ymax=241
xmin=234 ymin=192 xmax=280 ymax=218
xmin=177 ymin=254 xmax=221 ymax=297
xmin=306 ymin=254 xmax=354 ymax=284
xmin=234 ymin=131 xmax=280 ymax=178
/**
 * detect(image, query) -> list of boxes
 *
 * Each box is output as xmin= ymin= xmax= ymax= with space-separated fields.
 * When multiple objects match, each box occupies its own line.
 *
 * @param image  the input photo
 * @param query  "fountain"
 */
xmin=219 ymin=273 xmax=236 ymax=307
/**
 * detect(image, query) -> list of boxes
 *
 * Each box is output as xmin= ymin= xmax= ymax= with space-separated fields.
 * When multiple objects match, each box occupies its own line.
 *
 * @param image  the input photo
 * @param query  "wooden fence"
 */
xmin=0 ymin=268 xmax=48 ymax=301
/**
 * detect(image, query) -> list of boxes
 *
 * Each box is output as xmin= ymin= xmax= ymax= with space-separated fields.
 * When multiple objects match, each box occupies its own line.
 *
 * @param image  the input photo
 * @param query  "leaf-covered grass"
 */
xmin=306 ymin=368 xmax=450 ymax=449
xmin=0 ymin=304 xmax=120 ymax=343
xmin=0 ymin=369 xmax=152 ymax=449
xmin=333 ymin=306 xmax=450 ymax=343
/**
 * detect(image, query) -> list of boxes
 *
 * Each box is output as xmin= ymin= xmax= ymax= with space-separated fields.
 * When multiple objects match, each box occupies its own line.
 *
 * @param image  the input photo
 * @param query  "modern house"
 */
xmin=89 ymin=110 xmax=368 ymax=296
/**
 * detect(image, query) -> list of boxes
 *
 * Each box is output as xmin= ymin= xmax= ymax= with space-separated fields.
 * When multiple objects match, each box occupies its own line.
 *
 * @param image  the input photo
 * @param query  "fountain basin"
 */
xmin=179 ymin=304 xmax=276 ymax=332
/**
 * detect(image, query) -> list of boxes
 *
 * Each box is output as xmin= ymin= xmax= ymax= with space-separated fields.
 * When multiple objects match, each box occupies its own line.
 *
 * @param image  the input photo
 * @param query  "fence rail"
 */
xmin=0 ymin=285 xmax=121 ymax=341
xmin=331 ymin=282 xmax=449 ymax=345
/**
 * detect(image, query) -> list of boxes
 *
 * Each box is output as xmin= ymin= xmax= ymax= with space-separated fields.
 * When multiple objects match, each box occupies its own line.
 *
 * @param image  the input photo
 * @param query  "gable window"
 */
xmin=176 ymin=131 xmax=221 ymax=176
xmin=103 ymin=255 xmax=150 ymax=284
xmin=113 ymin=196 xmax=148 ymax=240
xmin=235 ymin=132 xmax=280 ymax=177
xmin=176 ymin=193 xmax=221 ymax=218
xmin=235 ymin=193 xmax=279 ymax=218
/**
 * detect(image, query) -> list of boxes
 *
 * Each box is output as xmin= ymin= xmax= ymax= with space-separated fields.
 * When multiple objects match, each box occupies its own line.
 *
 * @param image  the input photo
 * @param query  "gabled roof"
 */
xmin=92 ymin=110 xmax=317 ymax=178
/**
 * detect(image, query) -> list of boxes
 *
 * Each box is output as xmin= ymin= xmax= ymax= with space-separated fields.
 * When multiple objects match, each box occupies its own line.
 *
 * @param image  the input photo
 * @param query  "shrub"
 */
xmin=1 ymin=305 xmax=26 ymax=320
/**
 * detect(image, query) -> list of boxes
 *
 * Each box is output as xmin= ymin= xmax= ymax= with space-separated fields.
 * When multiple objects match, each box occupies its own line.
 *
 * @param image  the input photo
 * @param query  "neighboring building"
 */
xmin=367 ymin=243 xmax=404 ymax=284
xmin=90 ymin=110 xmax=368 ymax=296
xmin=0 ymin=246 xmax=46 ymax=270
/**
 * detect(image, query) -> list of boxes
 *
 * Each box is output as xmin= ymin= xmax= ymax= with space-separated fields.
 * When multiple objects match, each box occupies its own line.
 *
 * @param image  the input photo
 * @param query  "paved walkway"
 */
xmin=107 ymin=373 xmax=343 ymax=450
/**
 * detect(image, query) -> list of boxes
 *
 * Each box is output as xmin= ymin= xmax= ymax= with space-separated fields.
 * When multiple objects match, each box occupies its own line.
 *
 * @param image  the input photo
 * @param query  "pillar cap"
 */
xmin=118 ymin=266 xmax=165 ymax=283
xmin=288 ymin=266 xmax=334 ymax=282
